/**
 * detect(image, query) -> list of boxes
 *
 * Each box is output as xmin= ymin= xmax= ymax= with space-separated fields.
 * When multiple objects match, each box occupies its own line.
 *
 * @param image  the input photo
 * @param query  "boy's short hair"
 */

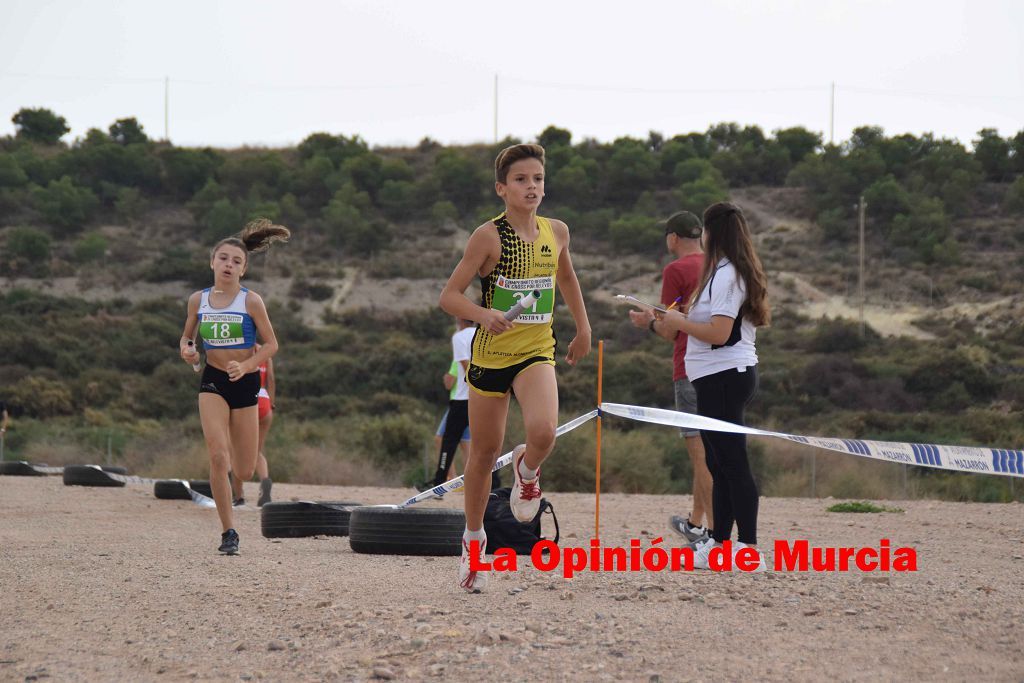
xmin=495 ymin=143 xmax=545 ymax=184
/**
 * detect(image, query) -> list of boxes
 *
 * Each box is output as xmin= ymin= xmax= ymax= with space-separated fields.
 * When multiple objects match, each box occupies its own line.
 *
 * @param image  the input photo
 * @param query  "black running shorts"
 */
xmin=467 ymin=356 xmax=554 ymax=397
xmin=199 ymin=365 xmax=260 ymax=410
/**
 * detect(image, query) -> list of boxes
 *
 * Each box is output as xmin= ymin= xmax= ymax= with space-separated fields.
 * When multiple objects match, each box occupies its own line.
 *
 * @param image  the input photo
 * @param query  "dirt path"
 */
xmin=1 ymin=476 xmax=1021 ymax=681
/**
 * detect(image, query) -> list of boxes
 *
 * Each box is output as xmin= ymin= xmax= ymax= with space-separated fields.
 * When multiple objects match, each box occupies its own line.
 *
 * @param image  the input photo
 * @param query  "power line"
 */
xmin=503 ymin=77 xmax=829 ymax=96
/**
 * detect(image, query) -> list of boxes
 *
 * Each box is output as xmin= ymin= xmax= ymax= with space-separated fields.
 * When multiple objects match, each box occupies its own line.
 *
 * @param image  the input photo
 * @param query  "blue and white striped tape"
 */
xmin=600 ymin=402 xmax=1024 ymax=479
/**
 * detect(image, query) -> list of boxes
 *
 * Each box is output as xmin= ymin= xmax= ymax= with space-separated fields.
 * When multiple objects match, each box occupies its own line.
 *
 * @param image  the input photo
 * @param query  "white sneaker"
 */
xmin=458 ymin=537 xmax=489 ymax=593
xmin=733 ymin=542 xmax=768 ymax=573
xmin=692 ymin=536 xmax=719 ymax=570
xmin=510 ymin=444 xmax=542 ymax=523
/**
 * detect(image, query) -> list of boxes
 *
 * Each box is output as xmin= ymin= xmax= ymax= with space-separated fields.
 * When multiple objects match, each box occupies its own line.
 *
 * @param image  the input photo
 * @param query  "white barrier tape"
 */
xmin=600 ymin=402 xmax=1024 ymax=479
xmin=397 ymin=409 xmax=600 ymax=508
xmin=30 ymin=465 xmax=66 ymax=475
xmin=90 ymin=467 xmax=218 ymax=507
xmin=186 ymin=486 xmax=218 ymax=508
xmin=53 ymin=465 xmax=219 ymax=509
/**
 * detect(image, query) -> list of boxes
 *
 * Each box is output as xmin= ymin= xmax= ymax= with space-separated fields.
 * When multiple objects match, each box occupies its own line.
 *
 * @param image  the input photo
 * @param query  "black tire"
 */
xmin=0 ymin=461 xmax=47 ymax=476
xmin=101 ymin=466 xmax=127 ymax=475
xmin=62 ymin=465 xmax=126 ymax=487
xmin=349 ymin=506 xmax=465 ymax=556
xmin=153 ymin=480 xmax=214 ymax=500
xmin=260 ymin=501 xmax=363 ymax=538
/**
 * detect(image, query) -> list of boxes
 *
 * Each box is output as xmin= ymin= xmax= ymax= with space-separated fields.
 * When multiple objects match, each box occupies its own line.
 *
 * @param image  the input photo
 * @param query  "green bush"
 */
xmin=357 ymin=413 xmax=431 ymax=467
xmin=430 ymin=200 xmax=458 ymax=227
xmin=1004 ymin=176 xmax=1024 ymax=214
xmin=12 ymin=107 xmax=69 ymax=145
xmin=73 ymin=232 xmax=108 ymax=263
xmin=114 ymin=187 xmax=147 ymax=224
xmin=0 ymin=153 xmax=29 ymax=188
xmin=8 ymin=375 xmax=74 ymax=417
xmin=290 ymin=278 xmax=334 ymax=301
xmin=143 ymin=246 xmax=209 ymax=287
xmin=32 ymin=176 xmax=99 ymax=236
xmin=6 ymin=226 xmax=51 ymax=265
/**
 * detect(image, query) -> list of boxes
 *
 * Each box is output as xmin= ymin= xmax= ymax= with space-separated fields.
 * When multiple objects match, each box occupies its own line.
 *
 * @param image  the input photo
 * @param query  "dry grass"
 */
xmin=287 ymin=445 xmax=395 ymax=487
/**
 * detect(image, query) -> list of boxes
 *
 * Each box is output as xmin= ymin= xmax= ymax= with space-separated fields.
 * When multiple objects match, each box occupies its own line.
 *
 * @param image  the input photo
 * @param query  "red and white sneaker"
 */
xmin=458 ymin=536 xmax=488 ymax=593
xmin=510 ymin=444 xmax=542 ymax=523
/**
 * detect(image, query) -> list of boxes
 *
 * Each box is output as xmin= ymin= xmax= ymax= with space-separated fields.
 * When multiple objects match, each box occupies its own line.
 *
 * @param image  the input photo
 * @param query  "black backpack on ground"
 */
xmin=483 ymin=487 xmax=559 ymax=555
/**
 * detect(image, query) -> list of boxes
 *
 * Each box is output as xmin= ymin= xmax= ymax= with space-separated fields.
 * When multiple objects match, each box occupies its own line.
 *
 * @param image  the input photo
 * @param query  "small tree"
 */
xmin=7 ymin=226 xmax=52 ymax=264
xmin=973 ymin=128 xmax=1010 ymax=182
xmin=0 ymin=153 xmax=29 ymax=188
xmin=537 ymin=125 xmax=572 ymax=149
xmin=1003 ymin=177 xmax=1024 ymax=214
xmin=203 ymin=198 xmax=242 ymax=242
xmin=114 ymin=187 xmax=147 ymax=224
xmin=32 ymin=176 xmax=99 ymax=236
xmin=109 ymin=117 xmax=148 ymax=145
xmin=74 ymin=232 xmax=108 ymax=263
xmin=12 ymin=107 xmax=70 ymax=145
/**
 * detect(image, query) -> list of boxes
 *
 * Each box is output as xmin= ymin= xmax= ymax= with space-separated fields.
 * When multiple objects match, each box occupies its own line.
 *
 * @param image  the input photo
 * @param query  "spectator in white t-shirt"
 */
xmin=656 ymin=202 xmax=771 ymax=571
xmin=424 ymin=318 xmax=484 ymax=489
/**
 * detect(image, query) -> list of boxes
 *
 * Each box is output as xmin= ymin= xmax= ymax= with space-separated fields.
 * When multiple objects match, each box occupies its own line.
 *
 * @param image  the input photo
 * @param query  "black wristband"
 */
xmin=648 ymin=318 xmax=657 ymax=333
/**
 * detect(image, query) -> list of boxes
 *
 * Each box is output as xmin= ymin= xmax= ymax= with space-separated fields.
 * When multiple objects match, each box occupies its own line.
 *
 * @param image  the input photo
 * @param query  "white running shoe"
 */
xmin=692 ymin=536 xmax=719 ymax=570
xmin=733 ymin=542 xmax=768 ymax=573
xmin=459 ymin=537 xmax=489 ymax=593
xmin=510 ymin=444 xmax=542 ymax=523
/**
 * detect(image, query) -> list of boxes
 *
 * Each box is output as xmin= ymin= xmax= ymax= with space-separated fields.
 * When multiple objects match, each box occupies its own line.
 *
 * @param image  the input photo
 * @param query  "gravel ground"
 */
xmin=1 ymin=475 xmax=1022 ymax=682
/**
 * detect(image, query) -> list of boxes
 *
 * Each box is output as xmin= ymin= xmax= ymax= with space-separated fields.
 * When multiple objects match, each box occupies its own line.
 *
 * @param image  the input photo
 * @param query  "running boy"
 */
xmin=440 ymin=143 xmax=591 ymax=592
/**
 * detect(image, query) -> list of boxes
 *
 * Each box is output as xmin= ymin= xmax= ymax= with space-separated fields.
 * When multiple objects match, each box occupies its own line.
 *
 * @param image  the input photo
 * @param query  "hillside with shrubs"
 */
xmin=2 ymin=106 xmax=1023 ymax=502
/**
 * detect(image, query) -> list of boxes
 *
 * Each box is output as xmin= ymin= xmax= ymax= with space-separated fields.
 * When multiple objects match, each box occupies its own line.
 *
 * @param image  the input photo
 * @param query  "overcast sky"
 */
xmin=1 ymin=0 xmax=1021 ymax=150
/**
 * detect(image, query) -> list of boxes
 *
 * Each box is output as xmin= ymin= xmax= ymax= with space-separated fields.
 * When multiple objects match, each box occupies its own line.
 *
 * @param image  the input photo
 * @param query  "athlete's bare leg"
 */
xmin=199 ymin=394 xmax=235 ymax=531
xmin=464 ymin=391 xmax=510 ymax=531
xmin=510 ymin=363 xmax=558 ymax=472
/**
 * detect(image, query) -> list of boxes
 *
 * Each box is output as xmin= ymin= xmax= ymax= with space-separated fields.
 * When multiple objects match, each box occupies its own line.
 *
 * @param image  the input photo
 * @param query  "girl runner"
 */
xmin=180 ymin=219 xmax=289 ymax=554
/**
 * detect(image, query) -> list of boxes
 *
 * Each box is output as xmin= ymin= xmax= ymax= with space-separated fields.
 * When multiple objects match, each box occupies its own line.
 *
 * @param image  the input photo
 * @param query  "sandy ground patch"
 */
xmin=1 ymin=475 xmax=1022 ymax=681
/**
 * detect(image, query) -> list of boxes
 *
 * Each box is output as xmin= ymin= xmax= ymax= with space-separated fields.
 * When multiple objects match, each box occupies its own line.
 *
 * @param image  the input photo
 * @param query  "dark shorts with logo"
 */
xmin=468 ymin=357 xmax=555 ymax=397
xmin=199 ymin=365 xmax=260 ymax=410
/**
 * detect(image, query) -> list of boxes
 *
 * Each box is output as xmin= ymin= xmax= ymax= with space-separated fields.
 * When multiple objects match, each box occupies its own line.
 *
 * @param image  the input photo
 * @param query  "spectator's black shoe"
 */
xmin=232 ymin=497 xmax=245 ymax=507
xmin=219 ymin=528 xmax=239 ymax=555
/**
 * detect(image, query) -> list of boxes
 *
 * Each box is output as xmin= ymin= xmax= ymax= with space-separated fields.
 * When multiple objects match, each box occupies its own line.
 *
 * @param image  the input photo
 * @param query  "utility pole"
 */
xmin=164 ymin=76 xmax=170 ymax=142
xmin=493 ymin=74 xmax=499 ymax=143
xmin=829 ymin=81 xmax=835 ymax=145
xmin=858 ymin=195 xmax=866 ymax=338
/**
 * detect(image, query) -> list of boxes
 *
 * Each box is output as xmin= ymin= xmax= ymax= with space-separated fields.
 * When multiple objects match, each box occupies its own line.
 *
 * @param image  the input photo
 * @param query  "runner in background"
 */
xmin=230 ymin=346 xmax=276 ymax=507
xmin=423 ymin=361 xmax=469 ymax=491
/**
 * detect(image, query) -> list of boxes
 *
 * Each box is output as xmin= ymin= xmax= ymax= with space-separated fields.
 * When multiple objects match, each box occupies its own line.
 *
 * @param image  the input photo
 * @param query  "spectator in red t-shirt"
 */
xmin=629 ymin=211 xmax=713 ymax=543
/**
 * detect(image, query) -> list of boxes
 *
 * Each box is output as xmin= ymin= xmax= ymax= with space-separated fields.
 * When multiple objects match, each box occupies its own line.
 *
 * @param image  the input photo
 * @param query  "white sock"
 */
xmin=463 ymin=527 xmax=486 ymax=544
xmin=517 ymin=458 xmax=538 ymax=481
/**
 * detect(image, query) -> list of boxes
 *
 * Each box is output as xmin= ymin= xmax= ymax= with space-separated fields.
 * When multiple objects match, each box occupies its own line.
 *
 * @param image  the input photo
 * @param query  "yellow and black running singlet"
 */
xmin=472 ymin=213 xmax=560 ymax=368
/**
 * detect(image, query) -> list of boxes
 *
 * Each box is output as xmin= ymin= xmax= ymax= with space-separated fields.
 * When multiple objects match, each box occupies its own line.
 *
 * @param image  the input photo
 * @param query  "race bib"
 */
xmin=492 ymin=275 xmax=554 ymax=323
xmin=200 ymin=313 xmax=244 ymax=346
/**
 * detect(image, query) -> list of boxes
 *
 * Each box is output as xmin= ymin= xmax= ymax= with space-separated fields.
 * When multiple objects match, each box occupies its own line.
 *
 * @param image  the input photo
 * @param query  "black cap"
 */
xmin=660 ymin=211 xmax=703 ymax=239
